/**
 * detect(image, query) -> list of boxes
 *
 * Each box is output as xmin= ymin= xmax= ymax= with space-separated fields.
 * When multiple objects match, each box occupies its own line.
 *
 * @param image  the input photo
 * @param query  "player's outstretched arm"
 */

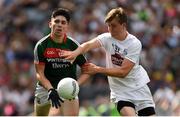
xmin=62 ymin=38 xmax=101 ymax=63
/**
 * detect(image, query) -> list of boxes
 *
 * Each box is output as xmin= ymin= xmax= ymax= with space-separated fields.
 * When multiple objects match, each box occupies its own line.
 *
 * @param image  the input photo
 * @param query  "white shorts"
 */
xmin=34 ymin=84 xmax=78 ymax=106
xmin=111 ymin=85 xmax=155 ymax=111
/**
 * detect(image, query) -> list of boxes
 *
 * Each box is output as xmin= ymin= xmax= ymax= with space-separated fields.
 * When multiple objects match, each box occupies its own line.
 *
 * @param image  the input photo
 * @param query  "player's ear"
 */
xmin=49 ymin=20 xmax=52 ymax=28
xmin=122 ymin=23 xmax=127 ymax=28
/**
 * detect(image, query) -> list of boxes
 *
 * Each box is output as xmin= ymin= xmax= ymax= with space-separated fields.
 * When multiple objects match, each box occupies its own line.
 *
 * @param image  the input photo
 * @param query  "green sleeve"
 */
xmin=75 ymin=54 xmax=87 ymax=66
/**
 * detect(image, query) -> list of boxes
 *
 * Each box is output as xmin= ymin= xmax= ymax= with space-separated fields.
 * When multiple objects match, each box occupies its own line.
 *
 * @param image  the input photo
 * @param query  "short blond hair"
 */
xmin=105 ymin=7 xmax=127 ymax=24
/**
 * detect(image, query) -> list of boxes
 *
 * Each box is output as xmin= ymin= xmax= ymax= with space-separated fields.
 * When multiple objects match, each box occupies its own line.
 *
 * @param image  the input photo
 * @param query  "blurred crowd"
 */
xmin=0 ymin=0 xmax=179 ymax=116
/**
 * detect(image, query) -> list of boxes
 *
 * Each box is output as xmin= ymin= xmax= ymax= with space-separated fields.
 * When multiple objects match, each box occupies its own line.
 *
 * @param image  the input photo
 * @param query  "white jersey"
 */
xmin=97 ymin=33 xmax=150 ymax=96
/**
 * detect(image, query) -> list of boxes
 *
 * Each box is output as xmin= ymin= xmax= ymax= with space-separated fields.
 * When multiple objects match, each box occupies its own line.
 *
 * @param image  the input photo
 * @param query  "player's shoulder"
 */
xmin=98 ymin=32 xmax=111 ymax=38
xmin=67 ymin=36 xmax=80 ymax=46
xmin=128 ymin=33 xmax=142 ymax=47
xmin=34 ymin=34 xmax=50 ymax=51
xmin=35 ymin=34 xmax=50 ymax=46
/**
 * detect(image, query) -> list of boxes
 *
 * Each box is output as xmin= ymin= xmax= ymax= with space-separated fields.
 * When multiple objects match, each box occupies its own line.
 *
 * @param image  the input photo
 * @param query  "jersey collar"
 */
xmin=50 ymin=33 xmax=67 ymax=44
xmin=63 ymin=33 xmax=67 ymax=43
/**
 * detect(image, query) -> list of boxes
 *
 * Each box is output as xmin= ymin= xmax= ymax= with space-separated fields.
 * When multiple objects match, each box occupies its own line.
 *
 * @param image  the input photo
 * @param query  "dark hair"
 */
xmin=51 ymin=8 xmax=70 ymax=23
xmin=105 ymin=7 xmax=127 ymax=24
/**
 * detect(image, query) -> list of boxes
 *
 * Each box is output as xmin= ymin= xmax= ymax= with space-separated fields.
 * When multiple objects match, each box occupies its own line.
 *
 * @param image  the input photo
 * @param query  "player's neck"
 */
xmin=115 ymin=31 xmax=128 ymax=41
xmin=50 ymin=33 xmax=64 ymax=43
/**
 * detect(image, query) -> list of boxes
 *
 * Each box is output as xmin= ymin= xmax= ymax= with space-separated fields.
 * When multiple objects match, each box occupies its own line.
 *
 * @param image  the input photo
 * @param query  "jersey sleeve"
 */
xmin=34 ymin=43 xmax=45 ymax=64
xmin=96 ymin=33 xmax=110 ymax=49
xmin=75 ymin=54 xmax=87 ymax=66
xmin=125 ymin=40 xmax=142 ymax=64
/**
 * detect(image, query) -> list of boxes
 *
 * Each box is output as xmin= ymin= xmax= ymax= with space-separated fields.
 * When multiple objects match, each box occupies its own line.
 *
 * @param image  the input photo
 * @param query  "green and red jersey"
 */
xmin=34 ymin=34 xmax=87 ymax=88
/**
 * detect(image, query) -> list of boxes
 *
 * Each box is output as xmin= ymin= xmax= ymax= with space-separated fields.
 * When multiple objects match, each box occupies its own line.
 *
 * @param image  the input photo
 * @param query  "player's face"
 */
xmin=107 ymin=18 xmax=125 ymax=38
xmin=49 ymin=16 xmax=69 ymax=37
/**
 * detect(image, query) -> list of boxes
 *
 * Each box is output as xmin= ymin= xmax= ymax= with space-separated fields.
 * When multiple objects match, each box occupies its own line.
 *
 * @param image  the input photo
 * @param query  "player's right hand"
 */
xmin=48 ymin=88 xmax=64 ymax=108
xmin=60 ymin=50 xmax=77 ymax=64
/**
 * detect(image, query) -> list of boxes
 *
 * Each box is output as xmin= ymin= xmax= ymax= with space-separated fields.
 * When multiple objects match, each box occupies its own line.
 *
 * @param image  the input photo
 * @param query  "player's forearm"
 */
xmin=77 ymin=74 xmax=90 ymax=86
xmin=97 ymin=67 xmax=127 ymax=78
xmin=36 ymin=73 xmax=53 ymax=90
xmin=81 ymin=42 xmax=92 ymax=54
xmin=76 ymin=39 xmax=100 ymax=55
xmin=75 ymin=42 xmax=91 ymax=55
xmin=73 ymin=45 xmax=84 ymax=57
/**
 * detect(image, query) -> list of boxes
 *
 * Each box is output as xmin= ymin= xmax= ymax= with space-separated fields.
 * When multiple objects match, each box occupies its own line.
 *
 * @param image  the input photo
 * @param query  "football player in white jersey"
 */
xmin=62 ymin=7 xmax=156 ymax=116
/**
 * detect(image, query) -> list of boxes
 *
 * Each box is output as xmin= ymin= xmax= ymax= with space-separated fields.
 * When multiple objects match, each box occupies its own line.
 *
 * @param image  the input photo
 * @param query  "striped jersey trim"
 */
xmin=68 ymin=36 xmax=80 ymax=46
xmin=34 ymin=34 xmax=50 ymax=63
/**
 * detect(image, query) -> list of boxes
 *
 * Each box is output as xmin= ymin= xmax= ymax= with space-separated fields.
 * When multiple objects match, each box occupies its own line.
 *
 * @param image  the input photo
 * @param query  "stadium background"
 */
xmin=0 ymin=0 xmax=179 ymax=116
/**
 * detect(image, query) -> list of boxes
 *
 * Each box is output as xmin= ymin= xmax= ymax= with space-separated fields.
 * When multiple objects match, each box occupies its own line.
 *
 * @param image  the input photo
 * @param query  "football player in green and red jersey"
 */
xmin=34 ymin=8 xmax=90 ymax=116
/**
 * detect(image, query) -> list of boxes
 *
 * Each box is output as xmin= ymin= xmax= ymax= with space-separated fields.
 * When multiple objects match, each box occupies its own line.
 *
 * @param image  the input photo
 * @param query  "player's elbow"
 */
xmin=118 ymin=72 xmax=127 ymax=78
xmin=118 ymin=70 xmax=130 ymax=78
xmin=36 ymin=73 xmax=43 ymax=81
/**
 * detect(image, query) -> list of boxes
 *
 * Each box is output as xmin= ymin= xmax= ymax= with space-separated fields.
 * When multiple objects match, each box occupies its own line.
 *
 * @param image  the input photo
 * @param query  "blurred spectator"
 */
xmin=154 ymin=86 xmax=179 ymax=116
xmin=3 ymin=102 xmax=18 ymax=116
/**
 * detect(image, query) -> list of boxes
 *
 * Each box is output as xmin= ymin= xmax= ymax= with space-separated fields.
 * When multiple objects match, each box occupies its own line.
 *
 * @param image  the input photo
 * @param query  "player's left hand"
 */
xmin=82 ymin=63 xmax=99 ymax=75
xmin=68 ymin=97 xmax=75 ymax=101
xmin=48 ymin=88 xmax=64 ymax=108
